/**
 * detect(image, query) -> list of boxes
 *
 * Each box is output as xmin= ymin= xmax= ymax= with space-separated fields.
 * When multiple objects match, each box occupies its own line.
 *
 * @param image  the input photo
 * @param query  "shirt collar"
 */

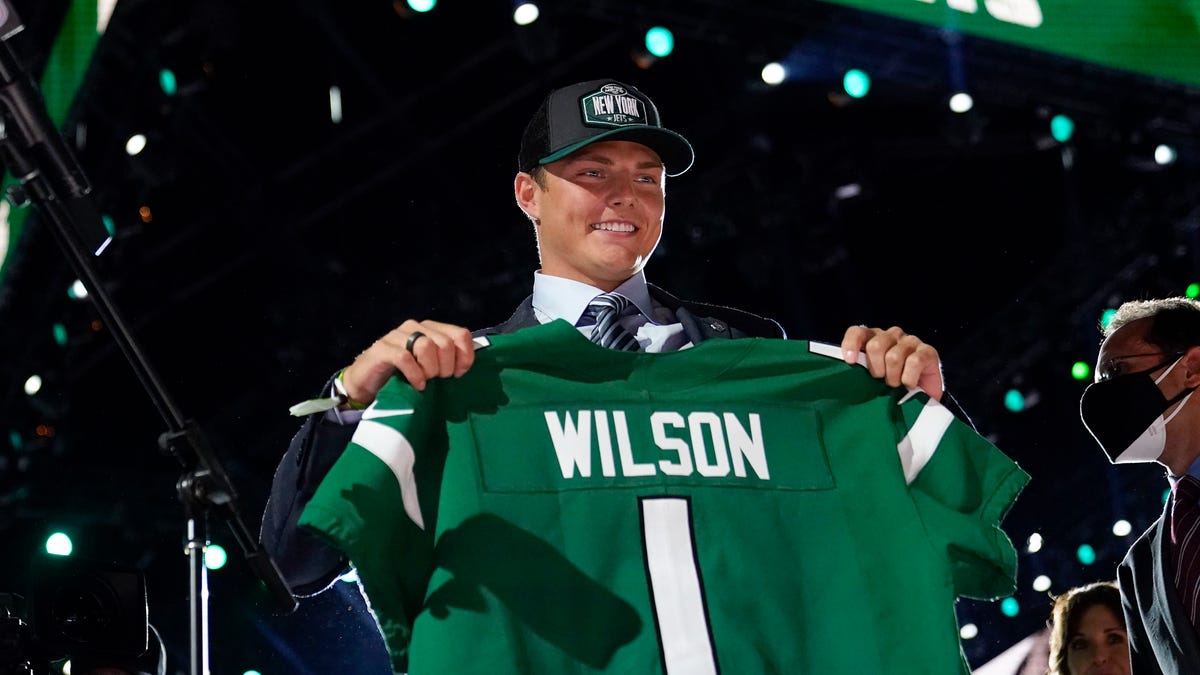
xmin=532 ymin=271 xmax=656 ymax=325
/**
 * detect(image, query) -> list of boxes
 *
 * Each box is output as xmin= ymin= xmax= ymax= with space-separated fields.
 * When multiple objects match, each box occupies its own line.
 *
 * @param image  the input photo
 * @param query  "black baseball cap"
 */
xmin=518 ymin=79 xmax=695 ymax=177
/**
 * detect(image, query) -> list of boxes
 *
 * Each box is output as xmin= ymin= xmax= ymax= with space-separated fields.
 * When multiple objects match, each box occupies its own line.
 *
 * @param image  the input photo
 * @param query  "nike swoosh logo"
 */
xmin=362 ymin=407 xmax=415 ymax=420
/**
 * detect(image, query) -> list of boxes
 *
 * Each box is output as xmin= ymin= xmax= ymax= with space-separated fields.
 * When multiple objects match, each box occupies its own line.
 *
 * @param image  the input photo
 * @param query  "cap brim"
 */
xmin=538 ymin=126 xmax=695 ymax=177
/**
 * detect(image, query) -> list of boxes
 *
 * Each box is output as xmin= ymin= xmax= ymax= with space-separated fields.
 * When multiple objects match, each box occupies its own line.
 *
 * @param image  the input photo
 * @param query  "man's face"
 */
xmin=1094 ymin=317 xmax=1195 ymax=469
xmin=519 ymin=140 xmax=666 ymax=291
xmin=1094 ymin=319 xmax=1167 ymax=383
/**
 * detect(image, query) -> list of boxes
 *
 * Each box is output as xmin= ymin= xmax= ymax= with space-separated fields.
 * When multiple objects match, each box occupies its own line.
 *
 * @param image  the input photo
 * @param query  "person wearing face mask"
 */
xmin=1079 ymin=296 xmax=1200 ymax=673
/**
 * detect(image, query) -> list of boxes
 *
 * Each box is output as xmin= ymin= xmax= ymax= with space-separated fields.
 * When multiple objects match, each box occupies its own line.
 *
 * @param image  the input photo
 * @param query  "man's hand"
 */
xmin=840 ymin=325 xmax=944 ymax=401
xmin=341 ymin=319 xmax=476 ymax=403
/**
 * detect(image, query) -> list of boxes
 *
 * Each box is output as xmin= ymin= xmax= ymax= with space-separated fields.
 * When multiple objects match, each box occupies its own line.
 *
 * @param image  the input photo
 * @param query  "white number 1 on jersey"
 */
xmin=640 ymin=496 xmax=720 ymax=675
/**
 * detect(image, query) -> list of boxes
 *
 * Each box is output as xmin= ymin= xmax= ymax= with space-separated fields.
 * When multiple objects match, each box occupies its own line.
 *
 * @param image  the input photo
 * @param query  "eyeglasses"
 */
xmin=1097 ymin=351 xmax=1183 ymax=381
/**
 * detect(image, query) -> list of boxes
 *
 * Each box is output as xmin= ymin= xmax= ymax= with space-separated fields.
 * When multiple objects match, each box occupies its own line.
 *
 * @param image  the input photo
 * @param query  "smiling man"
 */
xmin=260 ymin=78 xmax=959 ymax=647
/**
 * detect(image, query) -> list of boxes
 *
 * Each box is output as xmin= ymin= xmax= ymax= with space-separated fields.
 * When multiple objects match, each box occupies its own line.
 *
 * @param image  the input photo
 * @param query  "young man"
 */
xmin=1080 ymin=296 xmax=1200 ymax=672
xmin=262 ymin=78 xmax=1025 ymax=674
xmin=261 ymin=79 xmax=950 ymax=596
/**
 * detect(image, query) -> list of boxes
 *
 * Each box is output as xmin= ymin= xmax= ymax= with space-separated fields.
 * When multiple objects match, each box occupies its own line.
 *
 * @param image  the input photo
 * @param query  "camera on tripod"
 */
xmin=0 ymin=555 xmax=148 ymax=675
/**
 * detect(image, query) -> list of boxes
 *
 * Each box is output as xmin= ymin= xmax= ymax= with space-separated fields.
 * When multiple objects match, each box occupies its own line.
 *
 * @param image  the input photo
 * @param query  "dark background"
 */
xmin=1 ymin=0 xmax=1199 ymax=672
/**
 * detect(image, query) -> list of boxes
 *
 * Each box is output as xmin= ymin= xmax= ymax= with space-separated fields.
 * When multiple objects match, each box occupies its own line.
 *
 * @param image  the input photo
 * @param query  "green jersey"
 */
xmin=299 ymin=320 xmax=1029 ymax=674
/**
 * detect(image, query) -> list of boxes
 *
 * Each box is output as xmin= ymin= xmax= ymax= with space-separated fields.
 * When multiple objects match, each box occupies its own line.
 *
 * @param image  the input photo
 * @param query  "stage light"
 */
xmin=1050 ymin=114 xmax=1074 ymax=143
xmin=1071 ymin=361 xmax=1090 ymax=381
xmin=52 ymin=323 xmax=68 ymax=346
xmin=125 ymin=133 xmax=147 ymax=156
xmin=842 ymin=69 xmax=870 ymax=98
xmin=1155 ymin=144 xmax=1177 ymax=165
xmin=1032 ymin=575 xmax=1051 ymax=592
xmin=1112 ymin=519 xmax=1132 ymax=537
xmin=761 ymin=62 xmax=785 ymax=85
xmin=8 ymin=430 xmax=21 ymax=451
xmin=24 ymin=375 xmax=43 ymax=396
xmin=1026 ymin=532 xmax=1043 ymax=553
xmin=645 ymin=27 xmax=674 ymax=58
xmin=960 ymin=623 xmax=978 ymax=639
xmin=949 ymin=92 xmax=973 ymax=113
xmin=407 ymin=0 xmax=436 ymax=12
xmin=46 ymin=532 xmax=73 ymax=556
xmin=204 ymin=543 xmax=227 ymax=570
xmin=159 ymin=68 xmax=177 ymax=96
xmin=329 ymin=85 xmax=342 ymax=124
xmin=513 ymin=2 xmax=539 ymax=25
xmin=67 ymin=279 xmax=88 ymax=300
xmin=243 ymin=671 xmax=263 ymax=675
xmin=834 ymin=183 xmax=862 ymax=200
xmin=1077 ymin=543 xmax=1096 ymax=565
xmin=1003 ymin=389 xmax=1025 ymax=412
xmin=1188 ymin=283 xmax=1200 ymax=298
xmin=1000 ymin=597 xmax=1019 ymax=617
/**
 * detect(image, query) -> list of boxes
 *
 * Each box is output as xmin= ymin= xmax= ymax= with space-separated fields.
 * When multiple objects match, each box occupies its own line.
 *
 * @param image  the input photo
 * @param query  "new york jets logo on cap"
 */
xmin=580 ymin=83 xmax=647 ymax=127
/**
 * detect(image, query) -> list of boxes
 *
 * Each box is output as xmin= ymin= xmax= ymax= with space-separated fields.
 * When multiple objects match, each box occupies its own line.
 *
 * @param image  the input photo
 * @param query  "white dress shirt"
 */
xmin=530 ymin=271 xmax=691 ymax=353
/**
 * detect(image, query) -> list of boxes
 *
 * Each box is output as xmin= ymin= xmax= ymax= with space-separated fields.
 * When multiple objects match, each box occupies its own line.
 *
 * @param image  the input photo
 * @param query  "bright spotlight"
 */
xmin=204 ymin=543 xmax=228 ymax=570
xmin=1032 ymin=575 xmax=1052 ymax=592
xmin=1026 ymin=532 xmax=1043 ymax=553
xmin=329 ymin=85 xmax=343 ymax=124
xmin=959 ymin=623 xmax=978 ymax=640
xmin=24 ymin=374 xmax=43 ymax=396
xmin=46 ymin=532 xmax=73 ymax=556
xmin=125 ymin=133 xmax=147 ymax=156
xmin=513 ymin=2 xmax=539 ymax=25
xmin=1155 ymin=144 xmax=1177 ymax=165
xmin=1112 ymin=519 xmax=1132 ymax=537
xmin=761 ymin=62 xmax=786 ymax=85
xmin=67 ymin=279 xmax=89 ymax=300
xmin=842 ymin=69 xmax=870 ymax=98
xmin=159 ymin=69 xmax=177 ymax=96
xmin=949 ymin=92 xmax=973 ymax=113
xmin=1050 ymin=114 xmax=1074 ymax=143
xmin=644 ymin=27 xmax=674 ymax=58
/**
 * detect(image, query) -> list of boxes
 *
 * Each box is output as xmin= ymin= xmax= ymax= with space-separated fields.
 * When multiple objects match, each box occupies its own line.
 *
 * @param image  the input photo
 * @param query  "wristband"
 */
xmin=333 ymin=369 xmax=369 ymax=410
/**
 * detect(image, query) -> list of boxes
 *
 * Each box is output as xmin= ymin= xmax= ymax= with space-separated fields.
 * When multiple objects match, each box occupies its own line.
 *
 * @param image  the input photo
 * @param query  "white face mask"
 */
xmin=1114 ymin=357 xmax=1195 ymax=464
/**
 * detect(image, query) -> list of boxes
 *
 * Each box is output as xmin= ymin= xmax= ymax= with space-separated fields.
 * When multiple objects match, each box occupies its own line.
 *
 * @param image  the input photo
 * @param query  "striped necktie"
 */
xmin=1170 ymin=473 xmax=1200 ymax=635
xmin=582 ymin=293 xmax=641 ymax=351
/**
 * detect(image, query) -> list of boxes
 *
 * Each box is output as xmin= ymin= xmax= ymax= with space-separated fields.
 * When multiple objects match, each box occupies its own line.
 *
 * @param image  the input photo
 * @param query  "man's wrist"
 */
xmin=333 ymin=369 xmax=369 ymax=410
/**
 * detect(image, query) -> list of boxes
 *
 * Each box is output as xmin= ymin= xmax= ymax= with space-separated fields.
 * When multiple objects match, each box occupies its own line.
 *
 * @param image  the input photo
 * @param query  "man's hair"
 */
xmin=528 ymin=165 xmax=548 ymax=189
xmin=1104 ymin=297 xmax=1200 ymax=353
xmin=1046 ymin=580 xmax=1122 ymax=675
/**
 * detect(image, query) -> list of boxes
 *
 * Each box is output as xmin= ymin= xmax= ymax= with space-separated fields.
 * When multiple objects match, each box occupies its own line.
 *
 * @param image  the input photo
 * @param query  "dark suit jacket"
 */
xmin=259 ymin=285 xmax=785 ymax=596
xmin=1119 ymin=502 xmax=1200 ymax=674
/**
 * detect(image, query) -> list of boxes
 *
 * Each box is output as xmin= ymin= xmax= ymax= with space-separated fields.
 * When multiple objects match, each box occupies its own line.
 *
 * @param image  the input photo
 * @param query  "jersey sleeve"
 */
xmin=894 ymin=390 xmax=1031 ymax=600
xmin=297 ymin=375 xmax=441 ymax=672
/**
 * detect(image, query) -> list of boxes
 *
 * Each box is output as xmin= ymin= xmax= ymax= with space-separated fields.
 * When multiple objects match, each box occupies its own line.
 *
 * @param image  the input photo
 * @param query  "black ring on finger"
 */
xmin=405 ymin=331 xmax=426 ymax=354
